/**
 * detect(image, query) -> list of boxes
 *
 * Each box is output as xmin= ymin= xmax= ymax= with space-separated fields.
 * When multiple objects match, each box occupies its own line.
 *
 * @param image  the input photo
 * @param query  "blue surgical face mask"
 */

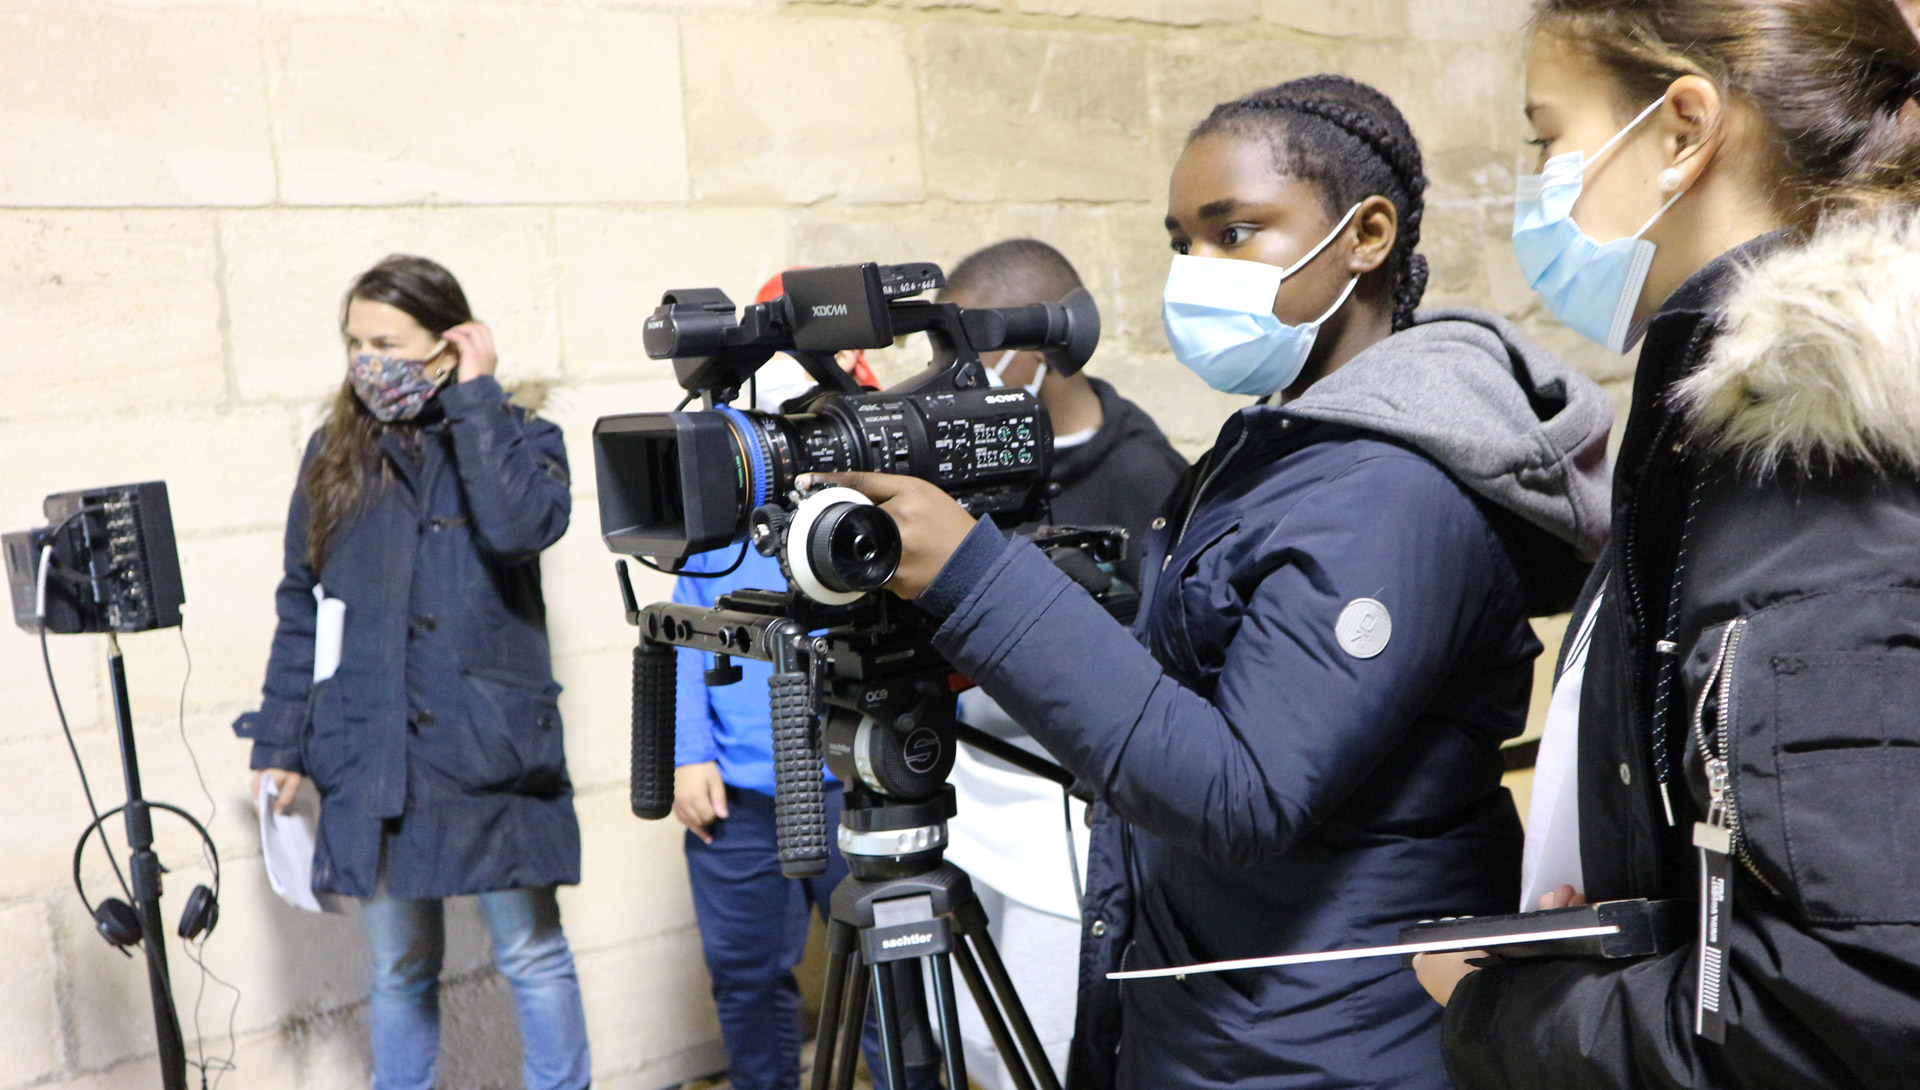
xmin=1162 ymin=203 xmax=1362 ymax=397
xmin=1513 ymin=98 xmax=1689 ymax=353
xmin=985 ymin=349 xmax=1047 ymax=399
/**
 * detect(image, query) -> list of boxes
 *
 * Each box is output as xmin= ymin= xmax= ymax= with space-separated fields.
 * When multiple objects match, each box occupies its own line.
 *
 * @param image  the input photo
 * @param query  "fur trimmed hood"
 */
xmin=1676 ymin=209 xmax=1920 ymax=475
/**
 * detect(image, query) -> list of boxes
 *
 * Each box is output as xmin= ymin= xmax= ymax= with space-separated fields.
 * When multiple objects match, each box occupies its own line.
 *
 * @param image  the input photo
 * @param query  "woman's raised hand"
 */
xmin=443 ymin=321 xmax=498 ymax=383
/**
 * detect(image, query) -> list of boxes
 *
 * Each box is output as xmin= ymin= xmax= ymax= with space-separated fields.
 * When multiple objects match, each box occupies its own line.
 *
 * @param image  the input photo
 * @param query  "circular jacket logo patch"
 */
xmin=1335 ymin=598 xmax=1392 ymax=659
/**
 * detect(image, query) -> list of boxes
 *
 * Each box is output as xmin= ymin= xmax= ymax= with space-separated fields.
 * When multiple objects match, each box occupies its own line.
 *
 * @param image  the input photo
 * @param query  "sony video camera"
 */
xmin=592 ymin=261 xmax=1098 ymax=599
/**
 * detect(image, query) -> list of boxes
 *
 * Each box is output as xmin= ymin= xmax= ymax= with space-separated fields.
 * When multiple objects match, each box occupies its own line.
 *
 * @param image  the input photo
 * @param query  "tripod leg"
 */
xmin=952 ymin=941 xmax=1039 ymax=1090
xmin=927 ymin=954 xmax=970 ymax=1090
xmin=965 ymin=925 xmax=1065 ymax=1090
xmin=811 ymin=923 xmax=853 ymax=1090
xmin=871 ymin=961 xmax=910 ymax=1090
xmin=817 ymin=942 xmax=870 ymax=1090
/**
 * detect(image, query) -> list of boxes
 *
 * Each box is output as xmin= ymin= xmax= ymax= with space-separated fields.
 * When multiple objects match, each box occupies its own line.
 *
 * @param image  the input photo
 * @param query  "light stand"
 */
xmin=108 ymin=633 xmax=189 ymax=1090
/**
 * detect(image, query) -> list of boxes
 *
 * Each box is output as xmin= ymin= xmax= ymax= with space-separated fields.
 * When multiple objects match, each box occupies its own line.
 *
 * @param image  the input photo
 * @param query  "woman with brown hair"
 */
xmin=1415 ymin=2 xmax=1920 ymax=1086
xmin=233 ymin=255 xmax=590 ymax=1090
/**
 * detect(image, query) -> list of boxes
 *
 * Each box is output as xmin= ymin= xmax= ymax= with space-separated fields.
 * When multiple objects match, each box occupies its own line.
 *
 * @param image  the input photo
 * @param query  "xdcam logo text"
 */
xmin=810 ymin=303 xmax=850 ymax=318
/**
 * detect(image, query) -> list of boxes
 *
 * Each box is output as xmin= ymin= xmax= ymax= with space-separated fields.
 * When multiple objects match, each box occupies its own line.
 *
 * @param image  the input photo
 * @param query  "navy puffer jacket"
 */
xmin=234 ymin=375 xmax=578 ymax=900
xmin=919 ymin=311 xmax=1612 ymax=1089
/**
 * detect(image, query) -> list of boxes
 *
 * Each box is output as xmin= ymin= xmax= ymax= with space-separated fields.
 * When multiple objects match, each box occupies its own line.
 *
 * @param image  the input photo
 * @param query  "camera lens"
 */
xmin=807 ymin=502 xmax=901 ymax=593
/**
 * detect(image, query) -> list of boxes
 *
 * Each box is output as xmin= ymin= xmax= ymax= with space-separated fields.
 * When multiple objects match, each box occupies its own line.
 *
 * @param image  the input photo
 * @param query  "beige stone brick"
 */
xmin=575 ymin=928 xmax=723 ymax=1085
xmin=1409 ymin=0 xmax=1535 ymax=43
xmin=0 ymin=4 xmax=273 ymax=207
xmin=0 ymin=729 xmax=145 ymax=903
xmin=1147 ymin=33 xmax=1331 ymax=175
xmin=791 ymin=202 xmax=989 ymax=275
xmin=556 ymin=786 xmax=698 ymax=954
xmin=0 ymin=624 xmax=106 ymax=740
xmin=920 ymin=24 xmax=1153 ymax=203
xmin=126 ymin=530 xmax=285 ymax=719
xmin=554 ymin=207 xmax=793 ymax=380
xmin=1262 ymin=0 xmax=1409 ymax=37
xmin=220 ymin=208 xmax=562 ymax=406
xmin=683 ymin=16 xmax=923 ymax=204
xmin=1333 ymin=38 xmax=1530 ymax=154
xmin=0 ymin=900 xmax=63 ymax=1083
xmin=0 ymin=212 xmax=225 ymax=418
xmin=544 ymin=526 xmax=653 ymax=664
xmin=268 ymin=5 xmax=688 ymax=205
xmin=0 ymin=407 xmax=301 ymax=545
xmin=1017 ymin=0 xmax=1256 ymax=23
xmin=556 ymin=650 xmax=649 ymax=795
xmin=1100 ymin=201 xmax=1188 ymax=355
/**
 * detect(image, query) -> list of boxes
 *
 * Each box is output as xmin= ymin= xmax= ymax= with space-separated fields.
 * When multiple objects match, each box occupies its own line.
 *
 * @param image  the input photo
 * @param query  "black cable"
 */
xmin=674 ymin=391 xmax=697 ymax=411
xmin=631 ymin=539 xmax=750 ymax=580
xmin=43 ymin=620 xmax=133 ymax=903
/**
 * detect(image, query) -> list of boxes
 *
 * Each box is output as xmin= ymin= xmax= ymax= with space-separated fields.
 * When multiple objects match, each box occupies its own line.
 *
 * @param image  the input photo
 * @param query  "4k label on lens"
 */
xmin=1694 ymin=821 xmax=1732 ymax=1043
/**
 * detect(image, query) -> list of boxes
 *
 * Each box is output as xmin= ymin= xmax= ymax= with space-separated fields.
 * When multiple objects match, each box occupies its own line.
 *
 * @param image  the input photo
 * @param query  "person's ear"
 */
xmin=1346 ymin=195 xmax=1399 ymax=276
xmin=1659 ymin=75 xmax=1723 ymax=191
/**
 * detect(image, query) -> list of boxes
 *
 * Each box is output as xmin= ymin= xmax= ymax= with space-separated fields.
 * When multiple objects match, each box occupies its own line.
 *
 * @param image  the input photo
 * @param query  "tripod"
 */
xmin=620 ymin=572 xmax=1104 ymax=1090
xmin=809 ymin=790 xmax=1064 ymax=1090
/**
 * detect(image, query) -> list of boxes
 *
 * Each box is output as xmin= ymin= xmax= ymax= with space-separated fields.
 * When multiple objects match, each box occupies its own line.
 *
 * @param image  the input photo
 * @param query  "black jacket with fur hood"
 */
xmin=1443 ymin=216 xmax=1920 ymax=1087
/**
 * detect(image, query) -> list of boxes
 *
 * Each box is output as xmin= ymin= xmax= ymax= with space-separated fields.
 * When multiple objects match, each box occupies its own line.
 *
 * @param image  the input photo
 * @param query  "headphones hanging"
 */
xmin=73 ymin=801 xmax=220 ymax=951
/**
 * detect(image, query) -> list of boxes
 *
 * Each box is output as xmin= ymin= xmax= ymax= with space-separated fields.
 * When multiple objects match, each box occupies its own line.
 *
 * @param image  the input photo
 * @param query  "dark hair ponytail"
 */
xmin=1533 ymin=0 xmax=1920 ymax=219
xmin=1190 ymin=75 xmax=1431 ymax=331
xmin=303 ymin=255 xmax=474 ymax=570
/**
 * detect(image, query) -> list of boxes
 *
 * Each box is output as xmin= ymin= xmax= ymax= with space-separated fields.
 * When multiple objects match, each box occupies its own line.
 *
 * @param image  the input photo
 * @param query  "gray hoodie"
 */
xmin=1286 ymin=306 xmax=1614 ymax=563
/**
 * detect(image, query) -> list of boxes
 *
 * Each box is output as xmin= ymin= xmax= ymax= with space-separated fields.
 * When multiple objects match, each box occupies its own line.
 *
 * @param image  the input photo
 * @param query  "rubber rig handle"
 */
xmin=770 ymin=670 xmax=828 ymax=878
xmin=630 ymin=638 xmax=676 ymax=820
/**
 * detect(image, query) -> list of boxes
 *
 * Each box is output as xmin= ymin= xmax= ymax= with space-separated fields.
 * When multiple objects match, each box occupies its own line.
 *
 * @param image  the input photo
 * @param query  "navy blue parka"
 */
xmin=234 ymin=375 xmax=579 ymax=900
xmin=919 ymin=312 xmax=1614 ymax=1089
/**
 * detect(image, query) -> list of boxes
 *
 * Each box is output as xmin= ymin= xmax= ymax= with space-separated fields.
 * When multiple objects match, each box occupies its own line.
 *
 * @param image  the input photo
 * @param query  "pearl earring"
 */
xmin=1658 ymin=168 xmax=1684 ymax=194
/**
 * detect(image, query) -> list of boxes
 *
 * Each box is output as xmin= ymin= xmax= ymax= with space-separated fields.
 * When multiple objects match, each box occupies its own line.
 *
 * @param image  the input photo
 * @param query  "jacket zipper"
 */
xmin=1693 ymin=618 xmax=1781 ymax=896
xmin=1164 ymin=429 xmax=1252 ymax=571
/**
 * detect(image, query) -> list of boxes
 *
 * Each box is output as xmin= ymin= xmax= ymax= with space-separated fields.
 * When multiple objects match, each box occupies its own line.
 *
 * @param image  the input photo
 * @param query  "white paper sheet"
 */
xmin=312 ymin=585 xmax=344 ymax=684
xmin=258 ymin=778 xmax=344 ymax=915
xmin=1518 ymin=589 xmax=1604 ymax=912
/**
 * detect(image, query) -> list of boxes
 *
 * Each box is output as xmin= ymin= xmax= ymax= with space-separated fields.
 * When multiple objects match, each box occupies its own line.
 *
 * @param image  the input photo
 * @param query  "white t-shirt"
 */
xmin=946 ymin=689 xmax=1089 ymax=920
xmin=1518 ymin=589 xmax=1604 ymax=911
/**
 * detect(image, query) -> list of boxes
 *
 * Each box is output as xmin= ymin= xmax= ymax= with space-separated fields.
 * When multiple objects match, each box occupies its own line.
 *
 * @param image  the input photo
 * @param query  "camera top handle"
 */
xmin=642 ymin=262 xmax=1100 ymax=403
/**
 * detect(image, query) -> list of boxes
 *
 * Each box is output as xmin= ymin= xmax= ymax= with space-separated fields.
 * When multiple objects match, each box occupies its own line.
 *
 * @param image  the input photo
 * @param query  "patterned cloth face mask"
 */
xmin=349 ymin=340 xmax=451 ymax=423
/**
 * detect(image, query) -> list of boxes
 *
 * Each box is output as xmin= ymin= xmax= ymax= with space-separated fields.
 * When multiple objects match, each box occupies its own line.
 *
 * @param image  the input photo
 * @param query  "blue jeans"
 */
xmin=686 ymin=784 xmax=941 ymax=1090
xmin=362 ymin=885 xmax=592 ymax=1090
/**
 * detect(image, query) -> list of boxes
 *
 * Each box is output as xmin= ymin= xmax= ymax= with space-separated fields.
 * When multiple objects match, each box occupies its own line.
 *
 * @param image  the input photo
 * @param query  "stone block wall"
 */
xmin=0 ymin=1 xmax=1616 ymax=1087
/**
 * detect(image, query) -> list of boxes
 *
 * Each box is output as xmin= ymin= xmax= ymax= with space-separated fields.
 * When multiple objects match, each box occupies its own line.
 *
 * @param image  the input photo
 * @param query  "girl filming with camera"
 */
xmin=814 ymin=75 xmax=1611 ymax=1089
xmin=233 ymin=255 xmax=590 ymax=1090
xmin=1414 ymin=2 xmax=1920 ymax=1086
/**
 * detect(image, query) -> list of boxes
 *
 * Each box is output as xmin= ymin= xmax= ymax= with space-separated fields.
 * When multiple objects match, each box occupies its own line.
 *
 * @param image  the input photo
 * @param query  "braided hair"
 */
xmin=1190 ymin=75 xmax=1431 ymax=331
